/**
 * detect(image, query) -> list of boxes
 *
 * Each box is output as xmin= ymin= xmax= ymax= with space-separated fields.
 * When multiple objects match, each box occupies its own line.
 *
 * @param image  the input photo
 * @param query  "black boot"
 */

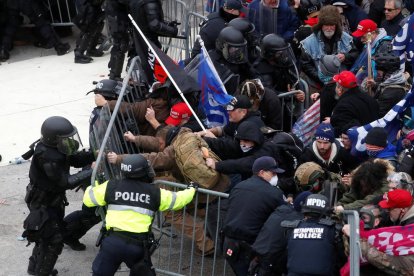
xmin=55 ymin=43 xmax=70 ymax=56
xmin=0 ymin=47 xmax=10 ymax=61
xmin=63 ymin=239 xmax=86 ymax=251
xmin=74 ymin=53 xmax=93 ymax=64
xmin=86 ymin=48 xmax=104 ymax=57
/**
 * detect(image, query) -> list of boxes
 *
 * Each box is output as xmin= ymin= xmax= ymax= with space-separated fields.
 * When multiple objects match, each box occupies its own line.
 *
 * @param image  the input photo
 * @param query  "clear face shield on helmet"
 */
xmin=223 ymin=43 xmax=248 ymax=64
xmin=56 ymin=129 xmax=82 ymax=155
xmin=265 ymin=45 xmax=296 ymax=67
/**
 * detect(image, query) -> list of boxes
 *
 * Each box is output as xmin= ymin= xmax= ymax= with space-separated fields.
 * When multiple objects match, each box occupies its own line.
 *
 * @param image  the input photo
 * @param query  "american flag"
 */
xmin=292 ymin=100 xmax=321 ymax=147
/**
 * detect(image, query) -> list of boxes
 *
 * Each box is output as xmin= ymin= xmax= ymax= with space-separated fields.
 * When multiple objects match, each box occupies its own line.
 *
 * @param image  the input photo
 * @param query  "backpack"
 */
xmin=173 ymin=131 xmax=221 ymax=189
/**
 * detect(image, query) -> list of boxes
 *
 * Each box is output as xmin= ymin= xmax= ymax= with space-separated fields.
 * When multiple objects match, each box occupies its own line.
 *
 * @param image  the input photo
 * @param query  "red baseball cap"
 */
xmin=165 ymin=102 xmax=192 ymax=126
xmin=379 ymin=189 xmax=413 ymax=209
xmin=332 ymin=71 xmax=357 ymax=88
xmin=352 ymin=19 xmax=377 ymax=38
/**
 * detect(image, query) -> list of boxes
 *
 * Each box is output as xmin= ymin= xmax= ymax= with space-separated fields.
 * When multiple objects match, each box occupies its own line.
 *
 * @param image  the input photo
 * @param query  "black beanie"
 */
xmin=365 ymin=127 xmax=387 ymax=148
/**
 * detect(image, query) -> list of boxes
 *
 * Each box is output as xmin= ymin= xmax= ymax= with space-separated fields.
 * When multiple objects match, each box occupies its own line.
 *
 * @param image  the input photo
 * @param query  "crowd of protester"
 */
xmin=13 ymin=0 xmax=414 ymax=275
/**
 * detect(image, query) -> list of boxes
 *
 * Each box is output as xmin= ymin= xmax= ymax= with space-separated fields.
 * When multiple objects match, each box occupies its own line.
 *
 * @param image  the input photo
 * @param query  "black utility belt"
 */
xmin=109 ymin=230 xmax=149 ymax=244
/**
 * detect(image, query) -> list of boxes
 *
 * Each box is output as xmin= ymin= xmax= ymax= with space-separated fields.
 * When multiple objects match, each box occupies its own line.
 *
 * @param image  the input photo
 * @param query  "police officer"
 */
xmin=210 ymin=26 xmax=259 ymax=93
xmin=83 ymin=154 xmax=197 ymax=275
xmin=223 ymin=156 xmax=286 ymax=276
xmin=228 ymin=17 xmax=260 ymax=63
xmin=282 ymin=194 xmax=343 ymax=276
xmin=106 ymin=0 xmax=178 ymax=80
xmin=190 ymin=0 xmax=245 ymax=58
xmin=73 ymin=0 xmax=106 ymax=64
xmin=63 ymin=79 xmax=137 ymax=251
xmin=0 ymin=0 xmax=70 ymax=61
xmin=22 ymin=116 xmax=95 ymax=275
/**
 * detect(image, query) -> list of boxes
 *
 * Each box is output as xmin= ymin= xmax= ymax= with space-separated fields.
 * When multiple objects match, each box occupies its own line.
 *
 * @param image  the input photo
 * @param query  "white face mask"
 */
xmin=240 ymin=144 xmax=253 ymax=153
xmin=323 ymin=30 xmax=335 ymax=39
xmin=269 ymin=175 xmax=278 ymax=186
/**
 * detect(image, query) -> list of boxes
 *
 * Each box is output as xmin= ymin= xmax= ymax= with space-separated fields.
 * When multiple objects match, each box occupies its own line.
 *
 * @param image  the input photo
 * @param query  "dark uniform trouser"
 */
xmin=92 ymin=233 xmax=146 ymax=276
xmin=63 ymin=204 xmax=101 ymax=243
xmin=223 ymin=237 xmax=252 ymax=276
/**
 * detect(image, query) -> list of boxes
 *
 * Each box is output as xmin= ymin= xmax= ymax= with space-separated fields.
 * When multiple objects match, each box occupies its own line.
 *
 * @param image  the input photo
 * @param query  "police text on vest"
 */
xmin=115 ymin=191 xmax=150 ymax=203
xmin=293 ymin=228 xmax=324 ymax=239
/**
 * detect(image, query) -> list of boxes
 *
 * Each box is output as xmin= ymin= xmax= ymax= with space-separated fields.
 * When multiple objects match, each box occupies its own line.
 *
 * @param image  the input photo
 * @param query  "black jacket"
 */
xmin=299 ymin=140 xmax=359 ymax=175
xmin=259 ymin=88 xmax=283 ymax=130
xmin=331 ymin=86 xmax=380 ymax=137
xmin=251 ymin=205 xmax=303 ymax=275
xmin=190 ymin=8 xmax=236 ymax=57
xmin=375 ymin=82 xmax=407 ymax=117
xmin=223 ymin=175 xmax=286 ymax=243
xmin=381 ymin=12 xmax=405 ymax=37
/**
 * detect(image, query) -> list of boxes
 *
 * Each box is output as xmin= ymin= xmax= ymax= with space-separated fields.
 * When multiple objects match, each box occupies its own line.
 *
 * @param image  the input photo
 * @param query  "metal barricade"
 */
xmin=184 ymin=11 xmax=207 ymax=59
xmin=46 ymin=0 xmax=77 ymax=26
xmin=343 ymin=210 xmax=361 ymax=276
xmin=152 ymin=180 xmax=232 ymax=276
xmin=90 ymin=57 xmax=234 ymax=275
xmin=277 ymin=90 xmax=305 ymax=131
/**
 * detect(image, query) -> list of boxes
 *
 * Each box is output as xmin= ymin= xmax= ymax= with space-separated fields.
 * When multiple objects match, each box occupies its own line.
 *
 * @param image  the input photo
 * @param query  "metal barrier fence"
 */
xmin=152 ymin=180 xmax=232 ymax=276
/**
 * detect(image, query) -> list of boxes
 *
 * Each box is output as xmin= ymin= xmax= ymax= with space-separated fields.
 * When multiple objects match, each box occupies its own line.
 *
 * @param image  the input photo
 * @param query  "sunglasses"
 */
xmin=384 ymin=8 xmax=397 ymax=12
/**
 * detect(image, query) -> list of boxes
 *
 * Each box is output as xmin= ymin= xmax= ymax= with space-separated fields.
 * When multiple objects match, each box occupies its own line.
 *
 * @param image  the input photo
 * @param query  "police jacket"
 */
xmin=223 ymin=175 xmax=285 ymax=243
xmin=252 ymin=205 xmax=303 ymax=275
xmin=190 ymin=8 xmax=236 ymax=57
xmin=130 ymin=0 xmax=177 ymax=44
xmin=299 ymin=140 xmax=359 ymax=175
xmin=283 ymin=217 xmax=337 ymax=276
xmin=28 ymin=143 xmax=95 ymax=209
xmin=83 ymin=179 xmax=195 ymax=233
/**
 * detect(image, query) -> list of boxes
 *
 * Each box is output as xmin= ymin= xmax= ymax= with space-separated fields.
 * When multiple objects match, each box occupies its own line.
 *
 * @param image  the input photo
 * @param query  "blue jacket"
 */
xmin=247 ymin=0 xmax=300 ymax=41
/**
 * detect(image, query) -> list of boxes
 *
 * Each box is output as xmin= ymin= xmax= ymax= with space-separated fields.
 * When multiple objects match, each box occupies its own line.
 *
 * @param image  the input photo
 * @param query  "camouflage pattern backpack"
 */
xmin=173 ymin=131 xmax=221 ymax=189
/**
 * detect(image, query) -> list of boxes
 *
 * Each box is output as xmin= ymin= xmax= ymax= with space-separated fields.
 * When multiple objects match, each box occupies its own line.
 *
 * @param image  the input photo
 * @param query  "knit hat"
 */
xmin=319 ymin=55 xmax=341 ymax=77
xmin=379 ymin=189 xmax=413 ymax=209
xmin=314 ymin=123 xmax=335 ymax=142
xmin=365 ymin=127 xmax=387 ymax=148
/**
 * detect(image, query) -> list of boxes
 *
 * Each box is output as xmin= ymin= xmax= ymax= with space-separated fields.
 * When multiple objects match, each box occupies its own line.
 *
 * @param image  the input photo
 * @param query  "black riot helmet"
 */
xmin=86 ymin=79 xmax=130 ymax=100
xmin=121 ymin=154 xmax=156 ymax=181
xmin=41 ymin=116 xmax=82 ymax=155
xmin=216 ymin=26 xmax=248 ymax=64
xmin=261 ymin=33 xmax=294 ymax=67
xmin=301 ymin=194 xmax=330 ymax=216
xmin=228 ymin=18 xmax=257 ymax=45
xmin=373 ymin=50 xmax=401 ymax=74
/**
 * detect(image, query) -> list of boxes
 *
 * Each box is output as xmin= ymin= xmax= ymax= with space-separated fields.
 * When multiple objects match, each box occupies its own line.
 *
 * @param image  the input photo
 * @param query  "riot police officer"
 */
xmin=253 ymin=33 xmax=299 ymax=93
xmin=73 ymin=0 xmax=106 ymax=64
xmin=22 ymin=116 xmax=95 ymax=275
xmin=228 ymin=17 xmax=260 ymax=63
xmin=83 ymin=154 xmax=197 ymax=275
xmin=0 ymin=0 xmax=70 ymax=61
xmin=106 ymin=0 xmax=178 ymax=80
xmin=282 ymin=194 xmax=343 ymax=276
xmin=209 ymin=26 xmax=258 ymax=94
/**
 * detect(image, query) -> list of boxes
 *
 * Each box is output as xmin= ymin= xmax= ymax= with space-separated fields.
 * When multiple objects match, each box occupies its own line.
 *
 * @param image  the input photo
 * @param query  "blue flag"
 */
xmin=347 ymin=88 xmax=414 ymax=156
xmin=197 ymin=44 xmax=233 ymax=127
xmin=393 ymin=14 xmax=414 ymax=72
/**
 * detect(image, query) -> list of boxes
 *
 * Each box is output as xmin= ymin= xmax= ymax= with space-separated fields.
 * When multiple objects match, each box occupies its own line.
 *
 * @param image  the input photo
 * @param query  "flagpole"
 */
xmin=128 ymin=14 xmax=207 ymax=132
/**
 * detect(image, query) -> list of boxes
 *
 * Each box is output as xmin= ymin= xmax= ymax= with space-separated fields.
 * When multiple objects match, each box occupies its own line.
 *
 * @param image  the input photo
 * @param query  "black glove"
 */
xmin=168 ymin=20 xmax=181 ymax=27
xmin=187 ymin=182 xmax=199 ymax=191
